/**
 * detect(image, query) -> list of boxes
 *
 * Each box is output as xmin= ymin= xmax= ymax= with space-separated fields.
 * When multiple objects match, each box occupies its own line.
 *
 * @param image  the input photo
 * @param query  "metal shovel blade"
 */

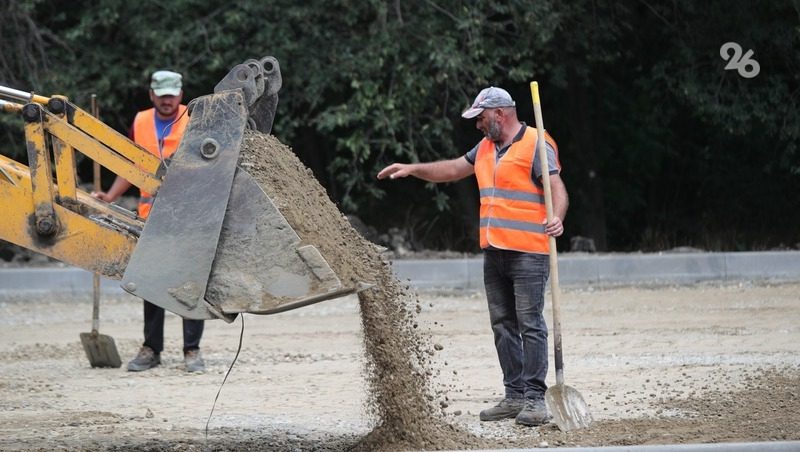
xmin=545 ymin=383 xmax=593 ymax=431
xmin=80 ymin=332 xmax=122 ymax=368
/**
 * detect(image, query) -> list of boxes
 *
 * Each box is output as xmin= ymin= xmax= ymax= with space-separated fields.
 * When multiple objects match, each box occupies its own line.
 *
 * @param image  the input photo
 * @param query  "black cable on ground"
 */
xmin=204 ymin=313 xmax=246 ymax=449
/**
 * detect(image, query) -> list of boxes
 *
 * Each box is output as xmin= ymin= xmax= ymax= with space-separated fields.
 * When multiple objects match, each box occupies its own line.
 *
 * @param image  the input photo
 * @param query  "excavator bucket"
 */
xmin=120 ymin=57 xmax=363 ymax=321
xmin=207 ymin=168 xmax=359 ymax=315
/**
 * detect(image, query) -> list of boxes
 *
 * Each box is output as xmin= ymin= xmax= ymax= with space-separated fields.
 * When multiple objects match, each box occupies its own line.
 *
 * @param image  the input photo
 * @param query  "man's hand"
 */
xmin=377 ymin=163 xmax=414 ymax=180
xmin=91 ymin=191 xmax=113 ymax=202
xmin=544 ymin=174 xmax=568 ymax=237
xmin=89 ymin=176 xmax=131 ymax=203
xmin=544 ymin=216 xmax=564 ymax=237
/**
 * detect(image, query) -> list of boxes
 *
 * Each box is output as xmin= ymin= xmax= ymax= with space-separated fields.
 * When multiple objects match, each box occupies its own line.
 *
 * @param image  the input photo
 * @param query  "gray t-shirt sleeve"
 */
xmin=533 ymin=142 xmax=559 ymax=180
xmin=464 ymin=144 xmax=479 ymax=165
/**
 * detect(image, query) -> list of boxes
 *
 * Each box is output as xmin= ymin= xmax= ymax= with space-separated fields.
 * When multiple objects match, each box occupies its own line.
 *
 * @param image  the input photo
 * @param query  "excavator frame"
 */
xmin=1 ymin=87 xmax=152 ymax=277
xmin=0 ymin=56 xmax=361 ymax=322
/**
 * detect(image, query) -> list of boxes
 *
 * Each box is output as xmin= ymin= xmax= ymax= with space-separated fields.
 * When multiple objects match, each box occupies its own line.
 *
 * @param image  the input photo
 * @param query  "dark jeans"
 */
xmin=483 ymin=249 xmax=549 ymax=400
xmin=142 ymin=300 xmax=204 ymax=354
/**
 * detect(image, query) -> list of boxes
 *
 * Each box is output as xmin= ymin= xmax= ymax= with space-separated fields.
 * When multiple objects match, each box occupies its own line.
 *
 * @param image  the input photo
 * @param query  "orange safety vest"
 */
xmin=132 ymin=105 xmax=189 ymax=218
xmin=474 ymin=126 xmax=560 ymax=254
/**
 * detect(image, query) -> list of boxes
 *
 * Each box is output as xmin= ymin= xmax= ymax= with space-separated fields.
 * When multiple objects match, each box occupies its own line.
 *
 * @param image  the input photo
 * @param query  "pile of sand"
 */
xmin=239 ymin=131 xmax=488 ymax=450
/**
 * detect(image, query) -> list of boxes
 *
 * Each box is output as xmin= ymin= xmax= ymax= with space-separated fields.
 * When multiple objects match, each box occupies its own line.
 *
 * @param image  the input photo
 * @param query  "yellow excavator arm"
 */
xmin=0 ymin=87 xmax=156 ymax=277
xmin=0 ymin=56 xmax=363 ymax=322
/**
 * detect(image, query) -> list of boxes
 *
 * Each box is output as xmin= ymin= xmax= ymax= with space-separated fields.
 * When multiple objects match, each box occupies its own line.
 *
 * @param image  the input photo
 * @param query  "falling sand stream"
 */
xmin=239 ymin=130 xmax=489 ymax=450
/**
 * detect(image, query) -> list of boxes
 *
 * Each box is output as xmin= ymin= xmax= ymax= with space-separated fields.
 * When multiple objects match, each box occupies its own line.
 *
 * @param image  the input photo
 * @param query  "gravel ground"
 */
xmin=0 ymin=281 xmax=798 ymax=450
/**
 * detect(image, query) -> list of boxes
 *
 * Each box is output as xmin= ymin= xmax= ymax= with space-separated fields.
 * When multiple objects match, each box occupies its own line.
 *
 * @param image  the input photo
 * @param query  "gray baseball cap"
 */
xmin=461 ymin=86 xmax=516 ymax=119
xmin=150 ymin=70 xmax=182 ymax=97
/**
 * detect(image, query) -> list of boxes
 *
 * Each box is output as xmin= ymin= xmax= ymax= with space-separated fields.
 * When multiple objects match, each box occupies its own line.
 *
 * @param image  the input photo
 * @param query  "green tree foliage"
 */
xmin=1 ymin=0 xmax=797 ymax=251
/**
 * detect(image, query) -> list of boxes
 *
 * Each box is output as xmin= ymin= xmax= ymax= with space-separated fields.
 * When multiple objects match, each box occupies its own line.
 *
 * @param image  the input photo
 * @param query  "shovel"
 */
xmin=79 ymin=95 xmax=122 ymax=368
xmin=80 ymin=276 xmax=122 ymax=368
xmin=530 ymin=82 xmax=592 ymax=431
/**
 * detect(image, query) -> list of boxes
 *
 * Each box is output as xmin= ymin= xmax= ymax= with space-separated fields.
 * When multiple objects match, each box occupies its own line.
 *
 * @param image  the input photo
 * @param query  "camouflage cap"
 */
xmin=150 ymin=70 xmax=182 ymax=97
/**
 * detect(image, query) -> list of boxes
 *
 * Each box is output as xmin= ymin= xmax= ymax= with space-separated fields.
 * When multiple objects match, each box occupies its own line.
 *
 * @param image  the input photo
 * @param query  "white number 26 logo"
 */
xmin=720 ymin=42 xmax=760 ymax=78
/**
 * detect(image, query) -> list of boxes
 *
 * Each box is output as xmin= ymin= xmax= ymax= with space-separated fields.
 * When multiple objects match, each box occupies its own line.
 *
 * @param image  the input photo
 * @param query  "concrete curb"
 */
xmin=393 ymin=251 xmax=800 ymax=290
xmin=1 ymin=251 xmax=798 ymax=296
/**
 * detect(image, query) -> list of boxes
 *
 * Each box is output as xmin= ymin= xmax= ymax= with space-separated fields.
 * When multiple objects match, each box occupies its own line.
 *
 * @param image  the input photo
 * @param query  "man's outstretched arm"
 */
xmin=377 ymin=157 xmax=474 ymax=183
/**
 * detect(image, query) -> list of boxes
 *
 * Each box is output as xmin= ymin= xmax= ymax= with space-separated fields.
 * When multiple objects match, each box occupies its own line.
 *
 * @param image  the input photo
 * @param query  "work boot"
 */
xmin=515 ymin=398 xmax=550 ymax=426
xmin=479 ymin=397 xmax=525 ymax=421
xmin=184 ymin=349 xmax=206 ymax=373
xmin=127 ymin=346 xmax=160 ymax=372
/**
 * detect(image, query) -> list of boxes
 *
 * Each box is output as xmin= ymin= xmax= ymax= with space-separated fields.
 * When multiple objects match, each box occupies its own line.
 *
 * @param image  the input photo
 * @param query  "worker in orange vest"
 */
xmin=92 ymin=70 xmax=205 ymax=373
xmin=377 ymin=86 xmax=568 ymax=427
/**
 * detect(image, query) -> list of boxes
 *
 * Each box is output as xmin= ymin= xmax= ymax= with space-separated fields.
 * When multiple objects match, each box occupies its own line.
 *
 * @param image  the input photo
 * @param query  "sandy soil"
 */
xmin=0 ymin=281 xmax=798 ymax=451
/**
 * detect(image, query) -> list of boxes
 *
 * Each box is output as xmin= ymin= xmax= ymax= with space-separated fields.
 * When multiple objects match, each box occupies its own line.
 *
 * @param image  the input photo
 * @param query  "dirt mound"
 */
xmin=239 ymin=131 xmax=487 ymax=450
xmin=532 ymin=367 xmax=800 ymax=447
